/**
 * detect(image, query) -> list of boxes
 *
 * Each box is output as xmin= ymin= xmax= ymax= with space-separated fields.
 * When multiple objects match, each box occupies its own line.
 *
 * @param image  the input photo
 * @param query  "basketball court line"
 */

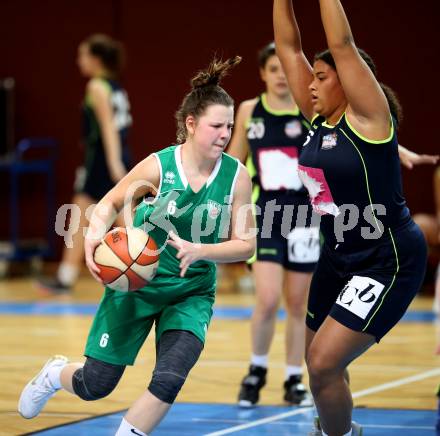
xmin=0 ymin=302 xmax=436 ymax=322
xmin=4 ymin=299 xmax=438 ymax=434
xmin=202 ymin=367 xmax=440 ymax=435
xmin=21 ymin=408 xmax=128 ymax=436
xmin=26 ymin=405 xmax=437 ymax=435
xmin=194 ymin=418 xmax=433 ymax=431
xmin=352 ymin=367 xmax=440 ymax=399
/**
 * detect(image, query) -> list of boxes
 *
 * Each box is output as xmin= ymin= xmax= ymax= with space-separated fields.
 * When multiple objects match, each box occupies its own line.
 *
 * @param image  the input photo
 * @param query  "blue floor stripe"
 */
xmin=0 ymin=302 xmax=437 ymax=322
xmin=0 ymin=302 xmax=98 ymax=316
xmin=29 ymin=403 xmax=439 ymax=435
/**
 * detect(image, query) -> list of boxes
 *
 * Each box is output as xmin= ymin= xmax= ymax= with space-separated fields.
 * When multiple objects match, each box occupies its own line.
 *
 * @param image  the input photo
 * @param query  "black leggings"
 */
xmin=72 ymin=329 xmax=203 ymax=403
xmin=148 ymin=330 xmax=204 ymax=403
xmin=72 ymin=357 xmax=125 ymax=401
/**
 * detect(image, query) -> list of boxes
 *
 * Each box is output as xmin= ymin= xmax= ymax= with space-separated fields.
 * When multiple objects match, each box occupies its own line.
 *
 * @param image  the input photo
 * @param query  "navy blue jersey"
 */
xmin=82 ymin=78 xmax=132 ymax=170
xmin=246 ymin=93 xmax=310 ymax=198
xmin=298 ymin=113 xmax=410 ymax=251
xmin=75 ymin=78 xmax=132 ymax=200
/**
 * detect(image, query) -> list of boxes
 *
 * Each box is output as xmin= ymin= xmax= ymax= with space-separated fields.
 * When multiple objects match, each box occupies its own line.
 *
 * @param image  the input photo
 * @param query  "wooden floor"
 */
xmin=0 ymin=263 xmax=439 ymax=436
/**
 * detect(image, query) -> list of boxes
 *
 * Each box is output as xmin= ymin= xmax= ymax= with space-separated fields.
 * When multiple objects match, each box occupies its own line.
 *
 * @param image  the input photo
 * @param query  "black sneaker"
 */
xmin=37 ymin=277 xmax=71 ymax=295
xmin=284 ymin=374 xmax=313 ymax=406
xmin=238 ymin=365 xmax=267 ymax=408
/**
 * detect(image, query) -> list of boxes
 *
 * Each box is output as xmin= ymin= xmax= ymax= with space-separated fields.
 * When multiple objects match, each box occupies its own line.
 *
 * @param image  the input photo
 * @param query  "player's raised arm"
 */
xmin=273 ymin=0 xmax=314 ymax=121
xmin=318 ymin=0 xmax=389 ymax=139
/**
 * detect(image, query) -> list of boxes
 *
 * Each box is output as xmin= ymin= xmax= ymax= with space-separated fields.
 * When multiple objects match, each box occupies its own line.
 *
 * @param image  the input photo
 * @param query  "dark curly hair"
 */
xmin=314 ymin=48 xmax=403 ymax=125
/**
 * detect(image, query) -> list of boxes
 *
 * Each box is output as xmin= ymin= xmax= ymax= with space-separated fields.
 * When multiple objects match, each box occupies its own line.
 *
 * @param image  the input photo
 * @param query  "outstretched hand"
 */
xmin=399 ymin=147 xmax=439 ymax=170
xmin=167 ymin=231 xmax=203 ymax=277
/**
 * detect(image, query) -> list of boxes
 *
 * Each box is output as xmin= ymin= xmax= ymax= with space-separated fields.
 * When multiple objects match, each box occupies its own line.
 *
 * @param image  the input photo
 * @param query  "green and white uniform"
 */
xmin=85 ymin=145 xmax=240 ymax=365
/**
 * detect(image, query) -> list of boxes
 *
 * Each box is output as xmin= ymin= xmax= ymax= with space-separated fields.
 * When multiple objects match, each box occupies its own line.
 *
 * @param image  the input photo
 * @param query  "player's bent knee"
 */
xmin=72 ymin=357 xmax=125 ymax=401
xmin=147 ymin=330 xmax=204 ymax=404
xmin=148 ymin=370 xmax=187 ymax=404
xmin=306 ymin=350 xmax=339 ymax=383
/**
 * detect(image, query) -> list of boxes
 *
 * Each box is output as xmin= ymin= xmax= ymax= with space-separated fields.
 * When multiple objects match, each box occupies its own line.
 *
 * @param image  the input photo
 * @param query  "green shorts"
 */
xmin=84 ymin=281 xmax=215 ymax=366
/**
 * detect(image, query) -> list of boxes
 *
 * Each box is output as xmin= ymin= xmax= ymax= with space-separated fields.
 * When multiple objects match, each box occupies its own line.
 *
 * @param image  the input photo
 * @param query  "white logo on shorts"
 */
xmin=336 ymin=275 xmax=385 ymax=320
xmin=287 ymin=227 xmax=320 ymax=263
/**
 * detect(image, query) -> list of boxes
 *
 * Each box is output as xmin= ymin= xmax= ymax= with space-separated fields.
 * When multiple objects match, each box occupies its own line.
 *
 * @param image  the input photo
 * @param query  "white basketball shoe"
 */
xmin=18 ymin=355 xmax=68 ymax=419
xmin=309 ymin=417 xmax=363 ymax=435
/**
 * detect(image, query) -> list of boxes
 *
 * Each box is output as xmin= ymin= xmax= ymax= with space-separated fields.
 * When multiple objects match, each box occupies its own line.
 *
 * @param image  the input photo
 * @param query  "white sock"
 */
xmin=57 ymin=262 xmax=79 ymax=286
xmin=47 ymin=364 xmax=66 ymax=390
xmin=251 ymin=353 xmax=268 ymax=368
xmin=285 ymin=365 xmax=303 ymax=380
xmin=115 ymin=418 xmax=147 ymax=436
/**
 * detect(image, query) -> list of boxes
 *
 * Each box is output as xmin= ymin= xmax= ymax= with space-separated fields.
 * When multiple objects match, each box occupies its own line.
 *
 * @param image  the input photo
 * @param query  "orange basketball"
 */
xmin=93 ymin=227 xmax=159 ymax=292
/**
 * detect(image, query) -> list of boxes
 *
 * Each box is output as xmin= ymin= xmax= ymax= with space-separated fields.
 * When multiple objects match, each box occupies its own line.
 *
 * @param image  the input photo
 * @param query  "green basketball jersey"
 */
xmin=133 ymin=145 xmax=240 ymax=294
xmin=86 ymin=146 xmax=241 ymax=362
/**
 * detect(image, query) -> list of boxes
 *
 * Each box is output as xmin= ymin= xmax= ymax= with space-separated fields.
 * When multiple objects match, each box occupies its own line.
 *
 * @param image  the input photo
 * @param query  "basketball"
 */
xmin=93 ymin=227 xmax=159 ymax=292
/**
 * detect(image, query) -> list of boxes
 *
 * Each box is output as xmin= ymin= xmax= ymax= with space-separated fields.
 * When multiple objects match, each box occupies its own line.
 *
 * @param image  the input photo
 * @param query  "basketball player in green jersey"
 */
xmin=18 ymin=57 xmax=256 ymax=436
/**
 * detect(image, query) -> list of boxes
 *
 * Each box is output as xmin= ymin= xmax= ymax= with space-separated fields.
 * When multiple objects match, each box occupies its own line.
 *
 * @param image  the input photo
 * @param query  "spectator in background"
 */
xmin=228 ymin=42 xmax=316 ymax=408
xmin=38 ymin=34 xmax=132 ymax=295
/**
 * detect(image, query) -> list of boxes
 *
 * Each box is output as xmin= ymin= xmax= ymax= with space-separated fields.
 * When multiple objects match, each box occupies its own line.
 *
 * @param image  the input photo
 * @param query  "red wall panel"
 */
xmin=0 ymin=0 xmax=439 ymax=255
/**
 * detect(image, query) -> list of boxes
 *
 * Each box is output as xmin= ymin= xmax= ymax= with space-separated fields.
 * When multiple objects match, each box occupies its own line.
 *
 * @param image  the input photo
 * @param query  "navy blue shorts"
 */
xmin=74 ymin=147 xmax=131 ymax=202
xmin=306 ymin=221 xmax=427 ymax=341
xmin=252 ymin=190 xmax=319 ymax=273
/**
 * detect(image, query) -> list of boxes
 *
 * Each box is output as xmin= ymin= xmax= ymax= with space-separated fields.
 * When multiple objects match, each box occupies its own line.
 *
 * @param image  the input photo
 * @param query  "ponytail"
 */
xmin=191 ymin=56 xmax=241 ymax=88
xmin=175 ymin=56 xmax=241 ymax=144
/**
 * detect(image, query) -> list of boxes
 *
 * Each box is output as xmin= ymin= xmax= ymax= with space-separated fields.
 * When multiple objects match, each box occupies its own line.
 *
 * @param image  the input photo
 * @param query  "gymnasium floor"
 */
xmin=1 ymin=264 xmax=439 ymax=435
xmin=21 ymin=405 xmax=438 ymax=435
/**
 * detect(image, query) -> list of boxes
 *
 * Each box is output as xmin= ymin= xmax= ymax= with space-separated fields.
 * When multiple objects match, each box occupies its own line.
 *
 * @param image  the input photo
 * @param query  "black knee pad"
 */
xmin=149 ymin=370 xmax=187 ymax=405
xmin=148 ymin=330 xmax=203 ymax=404
xmin=72 ymin=357 xmax=125 ymax=401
